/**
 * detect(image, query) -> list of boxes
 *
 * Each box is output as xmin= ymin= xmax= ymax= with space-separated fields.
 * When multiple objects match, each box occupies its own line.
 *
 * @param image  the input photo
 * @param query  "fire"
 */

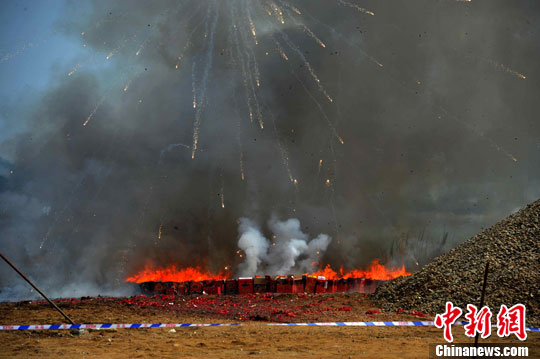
xmin=126 ymin=259 xmax=410 ymax=284
xmin=310 ymin=259 xmax=411 ymax=281
xmin=126 ymin=264 xmax=229 ymax=283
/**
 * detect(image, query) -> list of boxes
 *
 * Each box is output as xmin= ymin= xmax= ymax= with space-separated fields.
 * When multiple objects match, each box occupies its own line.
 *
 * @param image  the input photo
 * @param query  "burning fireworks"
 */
xmin=310 ymin=260 xmax=411 ymax=281
xmin=125 ymin=259 xmax=410 ymax=284
xmin=126 ymin=264 xmax=229 ymax=283
xmin=2 ymin=0 xmax=534 ymax=303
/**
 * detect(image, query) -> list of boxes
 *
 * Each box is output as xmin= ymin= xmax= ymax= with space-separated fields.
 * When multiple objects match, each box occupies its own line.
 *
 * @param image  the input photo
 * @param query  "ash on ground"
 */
xmin=374 ymin=198 xmax=540 ymax=326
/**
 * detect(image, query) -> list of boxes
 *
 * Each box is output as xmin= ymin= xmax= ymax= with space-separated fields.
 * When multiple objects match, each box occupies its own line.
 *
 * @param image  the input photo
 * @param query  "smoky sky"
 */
xmin=1 ymin=0 xmax=539 ymax=299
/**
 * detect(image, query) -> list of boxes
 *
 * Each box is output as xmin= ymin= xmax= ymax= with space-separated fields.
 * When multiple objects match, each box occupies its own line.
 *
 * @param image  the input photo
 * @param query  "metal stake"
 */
xmin=474 ymin=261 xmax=490 ymax=358
xmin=0 ymin=251 xmax=75 ymax=325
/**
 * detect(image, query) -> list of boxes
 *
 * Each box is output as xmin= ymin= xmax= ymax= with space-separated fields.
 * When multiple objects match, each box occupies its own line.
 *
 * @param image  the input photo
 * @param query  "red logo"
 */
xmin=497 ymin=304 xmax=527 ymax=341
xmin=463 ymin=304 xmax=492 ymax=339
xmin=434 ymin=302 xmax=463 ymax=342
xmin=435 ymin=302 xmax=527 ymax=342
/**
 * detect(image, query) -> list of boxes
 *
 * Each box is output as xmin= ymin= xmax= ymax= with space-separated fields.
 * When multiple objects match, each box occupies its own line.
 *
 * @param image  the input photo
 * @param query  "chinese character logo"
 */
xmin=434 ymin=302 xmax=527 ymax=342
xmin=434 ymin=302 xmax=463 ymax=342
xmin=464 ymin=304 xmax=492 ymax=339
xmin=497 ymin=304 xmax=527 ymax=341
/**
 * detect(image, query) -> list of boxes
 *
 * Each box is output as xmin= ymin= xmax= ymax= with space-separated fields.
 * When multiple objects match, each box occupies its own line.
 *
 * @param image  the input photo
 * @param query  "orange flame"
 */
xmin=126 ymin=259 xmax=410 ymax=283
xmin=309 ymin=259 xmax=410 ymax=281
xmin=126 ymin=264 xmax=229 ymax=283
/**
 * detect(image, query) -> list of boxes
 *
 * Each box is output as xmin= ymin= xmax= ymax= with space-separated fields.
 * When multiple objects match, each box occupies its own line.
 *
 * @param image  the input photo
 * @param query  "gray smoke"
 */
xmin=237 ymin=216 xmax=331 ymax=276
xmin=1 ymin=0 xmax=540 ymax=299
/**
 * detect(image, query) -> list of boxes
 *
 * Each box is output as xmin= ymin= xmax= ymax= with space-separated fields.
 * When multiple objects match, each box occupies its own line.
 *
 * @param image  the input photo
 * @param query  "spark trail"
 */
xmin=230 ymin=4 xmax=263 ymax=129
xmin=277 ymin=1 xmax=326 ymax=48
xmin=336 ymin=0 xmax=375 ymax=16
xmin=192 ymin=3 xmax=220 ymax=159
xmin=278 ymin=31 xmax=334 ymax=102
xmin=238 ymin=10 xmax=264 ymax=128
xmin=486 ymin=59 xmax=526 ymax=80
xmin=288 ymin=67 xmax=344 ymax=145
xmin=268 ymin=1 xmax=286 ymax=24
xmin=220 ymin=169 xmax=226 ymax=208
xmin=192 ymin=61 xmax=198 ymax=109
xmin=438 ymin=107 xmax=518 ymax=162
xmin=83 ymin=96 xmax=107 ymax=126
xmin=297 ymin=5 xmax=384 ymax=68
xmin=246 ymin=7 xmax=259 ymax=45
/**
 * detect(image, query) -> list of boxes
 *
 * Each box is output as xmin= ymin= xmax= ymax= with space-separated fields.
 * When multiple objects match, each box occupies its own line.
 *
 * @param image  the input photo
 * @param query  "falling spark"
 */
xmin=438 ymin=107 xmax=518 ymax=163
xmin=236 ymin=15 xmax=264 ymax=129
xmin=220 ymin=169 xmax=225 ymax=208
xmin=1 ymin=41 xmax=35 ymax=63
xmin=279 ymin=1 xmax=302 ymax=15
xmin=68 ymin=64 xmax=81 ymax=76
xmin=279 ymin=32 xmax=333 ymax=102
xmin=269 ymin=1 xmax=285 ymax=24
xmin=231 ymin=8 xmax=263 ymax=129
xmin=135 ymin=37 xmax=151 ymax=56
xmin=192 ymin=61 xmax=197 ymax=108
xmin=288 ymin=68 xmax=344 ymax=144
xmin=336 ymin=0 xmax=375 ymax=15
xmin=246 ymin=8 xmax=259 ymax=45
xmin=106 ymin=52 xmax=114 ymax=60
xmin=326 ymin=179 xmax=331 ymax=186
xmin=192 ymin=4 xmax=219 ymax=159
xmin=302 ymin=25 xmax=326 ymax=47
xmin=491 ymin=60 xmax=526 ymax=79
xmin=158 ymin=223 xmax=163 ymax=240
xmin=240 ymin=152 xmax=245 ymax=180
xmin=318 ymin=159 xmax=323 ymax=173
xmin=123 ymin=81 xmax=130 ymax=92
xmin=83 ymin=97 xmax=106 ymax=126
xmin=272 ymin=37 xmax=289 ymax=60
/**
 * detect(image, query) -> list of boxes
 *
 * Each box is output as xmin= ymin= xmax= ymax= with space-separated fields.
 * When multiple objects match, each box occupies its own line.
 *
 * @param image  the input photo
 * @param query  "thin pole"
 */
xmin=0 ymin=252 xmax=75 ymax=325
xmin=474 ymin=261 xmax=489 ymax=356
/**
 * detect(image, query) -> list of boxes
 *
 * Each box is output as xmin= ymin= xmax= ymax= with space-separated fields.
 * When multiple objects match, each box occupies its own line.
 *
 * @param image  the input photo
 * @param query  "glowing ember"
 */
xmin=126 ymin=265 xmax=229 ymax=283
xmin=309 ymin=259 xmax=411 ymax=281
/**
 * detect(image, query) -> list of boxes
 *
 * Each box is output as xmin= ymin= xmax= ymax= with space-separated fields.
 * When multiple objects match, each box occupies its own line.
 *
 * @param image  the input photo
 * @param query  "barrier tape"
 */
xmin=0 ymin=322 xmax=539 ymax=331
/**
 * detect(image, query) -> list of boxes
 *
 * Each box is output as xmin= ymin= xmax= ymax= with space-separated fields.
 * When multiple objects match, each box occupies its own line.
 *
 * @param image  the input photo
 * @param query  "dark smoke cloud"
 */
xmin=1 ymin=0 xmax=539 ymax=299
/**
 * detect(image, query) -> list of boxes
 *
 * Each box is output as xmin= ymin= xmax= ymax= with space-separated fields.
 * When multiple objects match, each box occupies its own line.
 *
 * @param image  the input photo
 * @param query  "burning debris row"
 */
xmin=374 ymin=198 xmax=540 ymax=326
xmin=138 ymin=275 xmax=384 ymax=297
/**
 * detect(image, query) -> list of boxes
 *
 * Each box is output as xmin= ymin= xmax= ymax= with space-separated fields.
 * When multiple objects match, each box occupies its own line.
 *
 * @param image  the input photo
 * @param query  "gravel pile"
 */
xmin=374 ymin=198 xmax=540 ymax=326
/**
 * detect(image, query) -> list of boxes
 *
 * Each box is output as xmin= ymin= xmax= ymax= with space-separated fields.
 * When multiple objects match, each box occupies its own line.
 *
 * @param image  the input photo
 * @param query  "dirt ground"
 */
xmin=0 ymin=294 xmax=537 ymax=358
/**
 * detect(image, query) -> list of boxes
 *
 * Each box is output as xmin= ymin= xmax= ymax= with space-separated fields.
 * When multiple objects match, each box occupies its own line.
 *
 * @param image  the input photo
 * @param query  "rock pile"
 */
xmin=374 ymin=198 xmax=540 ymax=326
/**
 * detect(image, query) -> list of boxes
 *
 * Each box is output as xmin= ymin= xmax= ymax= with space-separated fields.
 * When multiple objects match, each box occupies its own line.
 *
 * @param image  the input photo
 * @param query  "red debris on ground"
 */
xmin=116 ymin=293 xmax=373 ymax=322
xmin=365 ymin=309 xmax=382 ymax=315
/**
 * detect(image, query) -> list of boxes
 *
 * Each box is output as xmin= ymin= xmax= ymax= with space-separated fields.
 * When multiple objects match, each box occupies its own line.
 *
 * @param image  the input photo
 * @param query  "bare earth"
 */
xmin=0 ymin=294 xmax=537 ymax=359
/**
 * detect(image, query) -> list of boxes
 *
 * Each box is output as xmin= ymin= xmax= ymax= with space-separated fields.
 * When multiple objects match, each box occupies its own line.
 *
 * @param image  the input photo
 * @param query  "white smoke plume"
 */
xmin=236 ymin=216 xmax=331 ymax=276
